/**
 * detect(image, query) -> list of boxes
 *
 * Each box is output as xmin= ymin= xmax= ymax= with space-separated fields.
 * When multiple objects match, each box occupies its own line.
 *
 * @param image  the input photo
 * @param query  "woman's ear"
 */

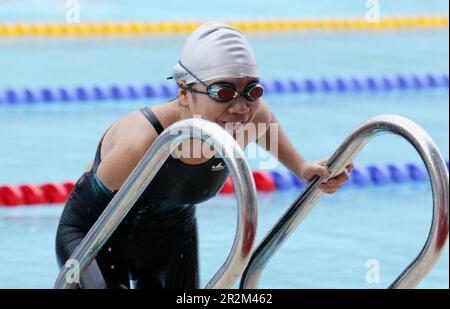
xmin=178 ymin=81 xmax=190 ymax=107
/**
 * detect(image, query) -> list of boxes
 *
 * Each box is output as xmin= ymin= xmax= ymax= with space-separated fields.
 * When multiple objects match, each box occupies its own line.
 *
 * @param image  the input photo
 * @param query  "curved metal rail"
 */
xmin=240 ymin=114 xmax=449 ymax=289
xmin=54 ymin=118 xmax=258 ymax=289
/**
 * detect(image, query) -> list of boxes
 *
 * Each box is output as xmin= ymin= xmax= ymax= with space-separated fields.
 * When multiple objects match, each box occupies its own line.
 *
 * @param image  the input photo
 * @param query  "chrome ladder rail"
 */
xmin=240 ymin=114 xmax=449 ymax=289
xmin=54 ymin=118 xmax=258 ymax=289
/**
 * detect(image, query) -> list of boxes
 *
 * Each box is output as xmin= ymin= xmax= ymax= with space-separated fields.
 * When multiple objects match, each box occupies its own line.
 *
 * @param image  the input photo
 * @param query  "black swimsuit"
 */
xmin=55 ymin=107 xmax=229 ymax=289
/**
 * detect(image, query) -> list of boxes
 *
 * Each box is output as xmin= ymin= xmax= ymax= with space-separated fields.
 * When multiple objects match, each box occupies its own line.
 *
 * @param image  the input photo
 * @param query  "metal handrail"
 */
xmin=54 ymin=118 xmax=258 ymax=289
xmin=240 ymin=114 xmax=449 ymax=289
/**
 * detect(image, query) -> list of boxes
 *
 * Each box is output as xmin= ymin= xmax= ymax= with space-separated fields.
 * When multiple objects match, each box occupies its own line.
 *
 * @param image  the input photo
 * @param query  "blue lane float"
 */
xmin=0 ymin=72 xmax=448 ymax=105
xmin=282 ymin=161 xmax=449 ymax=191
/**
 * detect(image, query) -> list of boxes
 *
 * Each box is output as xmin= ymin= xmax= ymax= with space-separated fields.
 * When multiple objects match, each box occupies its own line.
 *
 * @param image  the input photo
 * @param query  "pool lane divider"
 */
xmin=0 ymin=16 xmax=448 ymax=37
xmin=1 ymin=160 xmax=448 ymax=207
xmin=1 ymin=73 xmax=448 ymax=105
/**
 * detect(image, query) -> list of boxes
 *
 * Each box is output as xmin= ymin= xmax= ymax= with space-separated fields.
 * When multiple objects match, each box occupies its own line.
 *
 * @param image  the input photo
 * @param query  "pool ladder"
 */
xmin=54 ymin=118 xmax=258 ymax=289
xmin=54 ymin=114 xmax=448 ymax=289
xmin=240 ymin=114 xmax=449 ymax=289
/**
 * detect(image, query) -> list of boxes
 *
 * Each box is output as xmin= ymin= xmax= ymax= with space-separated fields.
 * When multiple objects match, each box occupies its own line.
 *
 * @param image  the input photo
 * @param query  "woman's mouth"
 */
xmin=219 ymin=119 xmax=248 ymax=131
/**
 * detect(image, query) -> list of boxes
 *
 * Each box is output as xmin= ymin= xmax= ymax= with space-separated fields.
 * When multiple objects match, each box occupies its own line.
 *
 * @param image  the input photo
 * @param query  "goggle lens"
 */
xmin=216 ymin=86 xmax=236 ymax=102
xmin=207 ymin=82 xmax=264 ymax=103
xmin=246 ymin=84 xmax=264 ymax=100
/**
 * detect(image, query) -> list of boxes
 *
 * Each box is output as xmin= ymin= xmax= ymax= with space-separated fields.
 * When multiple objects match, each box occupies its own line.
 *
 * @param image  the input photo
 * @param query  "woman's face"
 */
xmin=185 ymin=76 xmax=262 ymax=131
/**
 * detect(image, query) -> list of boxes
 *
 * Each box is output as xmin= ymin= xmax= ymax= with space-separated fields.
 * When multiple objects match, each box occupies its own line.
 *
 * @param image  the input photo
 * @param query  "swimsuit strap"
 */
xmin=140 ymin=107 xmax=164 ymax=135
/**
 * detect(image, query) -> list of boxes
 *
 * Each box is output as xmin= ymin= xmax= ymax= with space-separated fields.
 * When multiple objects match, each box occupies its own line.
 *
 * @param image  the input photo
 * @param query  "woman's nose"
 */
xmin=227 ymin=99 xmax=250 ymax=114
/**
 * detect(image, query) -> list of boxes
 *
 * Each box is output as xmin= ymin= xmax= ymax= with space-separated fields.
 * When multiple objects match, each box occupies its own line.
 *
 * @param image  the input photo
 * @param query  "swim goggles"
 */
xmin=171 ymin=61 xmax=264 ymax=103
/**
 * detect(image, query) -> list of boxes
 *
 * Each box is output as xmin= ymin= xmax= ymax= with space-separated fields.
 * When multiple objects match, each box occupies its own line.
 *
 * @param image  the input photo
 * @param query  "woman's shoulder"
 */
xmin=95 ymin=105 xmax=168 ymax=190
xmin=113 ymin=110 xmax=157 ymax=150
xmin=113 ymin=102 xmax=178 ymax=149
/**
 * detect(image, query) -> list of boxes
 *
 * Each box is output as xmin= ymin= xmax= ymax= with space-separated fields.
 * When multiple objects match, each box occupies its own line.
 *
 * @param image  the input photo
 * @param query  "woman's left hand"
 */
xmin=320 ymin=165 xmax=353 ymax=194
xmin=299 ymin=159 xmax=354 ymax=194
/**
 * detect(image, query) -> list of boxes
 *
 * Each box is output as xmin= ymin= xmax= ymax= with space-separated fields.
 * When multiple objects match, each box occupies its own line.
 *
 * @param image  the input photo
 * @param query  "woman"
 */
xmin=55 ymin=22 xmax=352 ymax=289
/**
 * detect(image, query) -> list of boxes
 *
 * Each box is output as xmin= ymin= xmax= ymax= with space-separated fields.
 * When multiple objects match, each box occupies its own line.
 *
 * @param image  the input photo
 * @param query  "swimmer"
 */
xmin=55 ymin=22 xmax=353 ymax=289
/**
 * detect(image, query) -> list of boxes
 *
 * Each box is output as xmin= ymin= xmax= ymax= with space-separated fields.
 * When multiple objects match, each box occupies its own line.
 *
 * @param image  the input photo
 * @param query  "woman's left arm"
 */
xmin=249 ymin=99 xmax=352 ymax=194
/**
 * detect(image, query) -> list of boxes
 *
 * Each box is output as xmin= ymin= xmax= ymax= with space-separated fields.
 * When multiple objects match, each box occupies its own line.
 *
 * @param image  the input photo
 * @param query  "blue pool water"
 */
xmin=0 ymin=1 xmax=448 ymax=288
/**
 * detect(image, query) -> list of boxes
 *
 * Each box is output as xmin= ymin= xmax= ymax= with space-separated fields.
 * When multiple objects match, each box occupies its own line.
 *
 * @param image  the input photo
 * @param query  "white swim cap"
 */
xmin=170 ymin=22 xmax=259 ymax=84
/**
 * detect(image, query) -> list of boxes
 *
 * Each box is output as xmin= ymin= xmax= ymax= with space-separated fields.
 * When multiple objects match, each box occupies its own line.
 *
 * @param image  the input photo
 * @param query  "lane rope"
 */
xmin=1 ymin=72 xmax=448 ymax=105
xmin=1 ymin=160 xmax=448 ymax=207
xmin=0 ymin=16 xmax=448 ymax=37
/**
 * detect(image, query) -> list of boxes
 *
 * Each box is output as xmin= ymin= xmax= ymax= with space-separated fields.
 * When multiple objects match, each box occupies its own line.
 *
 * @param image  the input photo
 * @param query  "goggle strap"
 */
xmin=178 ymin=61 xmax=209 ymax=89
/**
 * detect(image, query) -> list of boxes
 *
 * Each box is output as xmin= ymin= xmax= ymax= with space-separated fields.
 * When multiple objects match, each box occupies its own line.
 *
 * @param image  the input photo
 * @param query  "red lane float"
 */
xmin=220 ymin=171 xmax=277 ymax=194
xmin=0 ymin=185 xmax=25 ymax=207
xmin=219 ymin=176 xmax=234 ymax=194
xmin=252 ymin=170 xmax=276 ymax=192
xmin=0 ymin=181 xmax=74 ymax=207
xmin=18 ymin=184 xmax=46 ymax=205
xmin=40 ymin=183 xmax=69 ymax=203
xmin=0 ymin=170 xmax=279 ymax=206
